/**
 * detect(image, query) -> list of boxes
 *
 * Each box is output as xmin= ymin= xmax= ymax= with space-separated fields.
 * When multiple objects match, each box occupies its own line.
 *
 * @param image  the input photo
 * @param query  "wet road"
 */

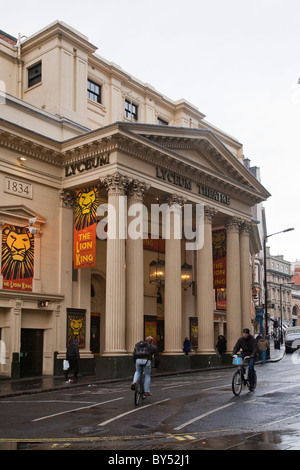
xmin=1 ymin=353 xmax=300 ymax=451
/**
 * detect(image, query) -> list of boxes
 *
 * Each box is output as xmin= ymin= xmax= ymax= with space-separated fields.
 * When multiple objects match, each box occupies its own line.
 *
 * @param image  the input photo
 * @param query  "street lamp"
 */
xmin=264 ymin=228 xmax=294 ymax=338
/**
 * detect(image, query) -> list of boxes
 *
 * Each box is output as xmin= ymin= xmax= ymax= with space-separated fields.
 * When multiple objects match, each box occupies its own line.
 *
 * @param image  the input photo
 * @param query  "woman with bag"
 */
xmin=64 ymin=339 xmax=80 ymax=381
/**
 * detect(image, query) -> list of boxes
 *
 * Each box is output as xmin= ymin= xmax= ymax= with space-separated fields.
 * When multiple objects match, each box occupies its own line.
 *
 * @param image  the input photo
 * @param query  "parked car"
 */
xmin=285 ymin=333 xmax=300 ymax=353
xmin=285 ymin=326 xmax=300 ymax=337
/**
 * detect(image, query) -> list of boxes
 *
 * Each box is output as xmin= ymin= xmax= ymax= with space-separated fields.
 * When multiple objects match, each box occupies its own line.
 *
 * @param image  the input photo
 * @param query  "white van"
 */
xmin=285 ymin=326 xmax=300 ymax=336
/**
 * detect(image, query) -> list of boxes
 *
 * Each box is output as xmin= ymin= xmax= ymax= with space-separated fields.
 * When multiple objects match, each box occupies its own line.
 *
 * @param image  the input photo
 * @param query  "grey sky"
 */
xmin=2 ymin=0 xmax=299 ymax=261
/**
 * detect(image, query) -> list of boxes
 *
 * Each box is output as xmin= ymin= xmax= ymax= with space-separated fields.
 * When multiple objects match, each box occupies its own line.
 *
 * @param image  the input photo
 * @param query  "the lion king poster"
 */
xmin=1 ymin=224 xmax=34 ymax=291
xmin=67 ymin=308 xmax=86 ymax=347
xmin=73 ymin=186 xmax=99 ymax=269
xmin=212 ymin=229 xmax=226 ymax=289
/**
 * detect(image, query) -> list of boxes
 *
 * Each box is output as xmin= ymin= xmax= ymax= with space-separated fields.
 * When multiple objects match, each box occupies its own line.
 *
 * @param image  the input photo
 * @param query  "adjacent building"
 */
xmin=0 ymin=21 xmax=270 ymax=378
xmin=265 ymin=249 xmax=293 ymax=335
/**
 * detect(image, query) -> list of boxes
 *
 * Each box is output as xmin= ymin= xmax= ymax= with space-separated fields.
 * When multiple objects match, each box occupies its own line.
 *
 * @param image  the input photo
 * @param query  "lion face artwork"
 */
xmin=212 ymin=229 xmax=226 ymax=260
xmin=67 ymin=312 xmax=85 ymax=347
xmin=74 ymin=187 xmax=99 ymax=231
xmin=1 ymin=225 xmax=34 ymax=287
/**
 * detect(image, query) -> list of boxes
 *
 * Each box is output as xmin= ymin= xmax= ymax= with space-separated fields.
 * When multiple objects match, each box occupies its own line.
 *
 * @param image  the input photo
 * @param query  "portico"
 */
xmin=58 ymin=122 xmax=270 ymax=375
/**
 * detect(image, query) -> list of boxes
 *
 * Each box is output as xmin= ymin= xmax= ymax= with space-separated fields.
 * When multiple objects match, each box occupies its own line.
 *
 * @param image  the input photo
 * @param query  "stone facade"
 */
xmin=0 ymin=22 xmax=270 ymax=378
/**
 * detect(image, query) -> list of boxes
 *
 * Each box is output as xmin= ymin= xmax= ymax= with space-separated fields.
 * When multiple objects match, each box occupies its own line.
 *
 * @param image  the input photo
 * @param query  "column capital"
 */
xmin=240 ymin=220 xmax=252 ymax=235
xmin=204 ymin=205 xmax=218 ymax=223
xmin=164 ymin=193 xmax=186 ymax=207
xmin=59 ymin=189 xmax=76 ymax=208
xmin=104 ymin=172 xmax=130 ymax=195
xmin=127 ymin=179 xmax=150 ymax=200
xmin=225 ymin=216 xmax=241 ymax=233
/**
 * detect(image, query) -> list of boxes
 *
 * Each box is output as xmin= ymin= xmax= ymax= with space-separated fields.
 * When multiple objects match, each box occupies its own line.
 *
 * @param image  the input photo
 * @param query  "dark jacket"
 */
xmin=232 ymin=335 xmax=258 ymax=358
xmin=67 ymin=342 xmax=80 ymax=360
xmin=133 ymin=341 xmax=159 ymax=367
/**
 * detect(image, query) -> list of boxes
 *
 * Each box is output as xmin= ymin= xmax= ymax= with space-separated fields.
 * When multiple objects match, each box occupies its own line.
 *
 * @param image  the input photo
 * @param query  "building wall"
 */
xmin=0 ymin=21 xmax=270 ymax=378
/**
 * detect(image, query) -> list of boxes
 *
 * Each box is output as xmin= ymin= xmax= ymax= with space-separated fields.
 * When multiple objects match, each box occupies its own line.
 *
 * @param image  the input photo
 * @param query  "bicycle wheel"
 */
xmin=232 ymin=370 xmax=243 ymax=396
xmin=134 ymin=379 xmax=141 ymax=406
xmin=252 ymin=371 xmax=257 ymax=390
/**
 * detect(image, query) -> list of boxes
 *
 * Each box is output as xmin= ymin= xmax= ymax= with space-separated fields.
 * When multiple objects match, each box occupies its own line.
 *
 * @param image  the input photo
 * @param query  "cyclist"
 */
xmin=232 ymin=328 xmax=258 ymax=391
xmin=131 ymin=336 xmax=159 ymax=396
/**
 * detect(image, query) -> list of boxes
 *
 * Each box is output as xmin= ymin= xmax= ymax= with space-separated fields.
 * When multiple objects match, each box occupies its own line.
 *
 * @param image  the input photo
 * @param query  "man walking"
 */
xmin=65 ymin=339 xmax=80 ymax=381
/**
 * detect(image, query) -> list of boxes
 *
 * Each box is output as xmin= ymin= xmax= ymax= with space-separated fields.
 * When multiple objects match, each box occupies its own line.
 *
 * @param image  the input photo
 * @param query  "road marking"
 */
xmin=263 ymin=383 xmax=300 ymax=395
xmin=174 ymin=434 xmax=196 ymax=441
xmin=161 ymin=377 xmax=224 ymax=390
xmin=174 ymin=403 xmax=235 ymax=431
xmin=98 ymin=398 xmax=170 ymax=426
xmin=31 ymin=397 xmax=124 ymax=422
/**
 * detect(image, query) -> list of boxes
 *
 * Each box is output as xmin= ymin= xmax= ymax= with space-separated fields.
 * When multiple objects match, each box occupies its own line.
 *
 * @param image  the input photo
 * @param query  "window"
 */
xmin=28 ymin=62 xmax=42 ymax=88
xmin=125 ymin=99 xmax=138 ymax=121
xmin=87 ymin=79 xmax=101 ymax=104
xmin=157 ymin=117 xmax=168 ymax=126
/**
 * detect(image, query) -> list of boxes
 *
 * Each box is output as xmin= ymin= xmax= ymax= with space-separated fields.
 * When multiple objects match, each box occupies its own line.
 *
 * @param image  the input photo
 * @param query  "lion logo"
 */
xmin=70 ymin=317 xmax=83 ymax=337
xmin=67 ymin=314 xmax=85 ymax=347
xmin=1 ymin=225 xmax=34 ymax=280
xmin=212 ymin=229 xmax=226 ymax=260
xmin=74 ymin=187 xmax=99 ymax=230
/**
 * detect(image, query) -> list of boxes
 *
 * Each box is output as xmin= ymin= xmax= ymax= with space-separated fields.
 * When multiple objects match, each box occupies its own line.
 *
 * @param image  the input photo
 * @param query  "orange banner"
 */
xmin=73 ymin=223 xmax=97 ymax=269
xmin=212 ymin=229 xmax=226 ymax=289
xmin=73 ymin=186 xmax=98 ymax=270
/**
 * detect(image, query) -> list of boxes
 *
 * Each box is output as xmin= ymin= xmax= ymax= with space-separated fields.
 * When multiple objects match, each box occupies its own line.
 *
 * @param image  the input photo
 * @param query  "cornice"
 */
xmin=0 ymin=130 xmax=62 ymax=166
xmin=0 ymin=122 xmax=269 ymax=205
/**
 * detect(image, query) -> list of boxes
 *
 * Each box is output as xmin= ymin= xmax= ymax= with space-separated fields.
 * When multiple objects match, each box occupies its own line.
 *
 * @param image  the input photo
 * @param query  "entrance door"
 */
xmin=20 ymin=329 xmax=43 ymax=377
xmin=90 ymin=313 xmax=100 ymax=354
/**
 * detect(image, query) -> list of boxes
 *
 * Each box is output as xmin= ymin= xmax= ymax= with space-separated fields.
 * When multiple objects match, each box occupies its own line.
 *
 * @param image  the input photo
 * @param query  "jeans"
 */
xmin=247 ymin=357 xmax=256 ymax=387
xmin=261 ymin=350 xmax=267 ymax=362
xmin=239 ymin=354 xmax=255 ymax=387
xmin=133 ymin=359 xmax=151 ymax=393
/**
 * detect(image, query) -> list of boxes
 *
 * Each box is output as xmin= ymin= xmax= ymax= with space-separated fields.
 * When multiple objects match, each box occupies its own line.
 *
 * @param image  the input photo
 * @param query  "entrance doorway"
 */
xmin=20 ymin=329 xmax=43 ymax=377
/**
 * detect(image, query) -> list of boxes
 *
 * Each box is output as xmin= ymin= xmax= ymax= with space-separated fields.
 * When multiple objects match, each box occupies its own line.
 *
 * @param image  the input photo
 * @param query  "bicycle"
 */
xmin=134 ymin=363 xmax=147 ymax=406
xmin=232 ymin=355 xmax=257 ymax=396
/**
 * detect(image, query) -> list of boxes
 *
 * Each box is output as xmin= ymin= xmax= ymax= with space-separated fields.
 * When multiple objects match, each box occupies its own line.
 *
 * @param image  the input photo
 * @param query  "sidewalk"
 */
xmin=0 ymin=343 xmax=285 ymax=399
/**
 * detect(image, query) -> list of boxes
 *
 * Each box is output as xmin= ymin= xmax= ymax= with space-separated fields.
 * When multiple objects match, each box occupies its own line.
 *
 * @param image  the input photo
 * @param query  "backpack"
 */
xmin=134 ymin=341 xmax=151 ymax=359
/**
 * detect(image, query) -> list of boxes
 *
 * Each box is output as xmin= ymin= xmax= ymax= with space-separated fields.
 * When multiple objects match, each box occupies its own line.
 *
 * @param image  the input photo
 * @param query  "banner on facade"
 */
xmin=212 ymin=229 xmax=226 ymax=289
xmin=73 ymin=186 xmax=99 ymax=269
xmin=66 ymin=308 xmax=86 ymax=347
xmin=1 ymin=224 xmax=34 ymax=291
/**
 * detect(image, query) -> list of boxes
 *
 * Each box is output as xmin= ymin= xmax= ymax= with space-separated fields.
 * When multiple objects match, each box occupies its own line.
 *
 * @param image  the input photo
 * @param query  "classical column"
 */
xmin=126 ymin=179 xmax=149 ymax=353
xmin=240 ymin=221 xmax=252 ymax=330
xmin=226 ymin=217 xmax=241 ymax=352
xmin=164 ymin=194 xmax=184 ymax=354
xmin=103 ymin=172 xmax=129 ymax=355
xmin=196 ymin=206 xmax=216 ymax=354
xmin=58 ymin=190 xmax=75 ymax=357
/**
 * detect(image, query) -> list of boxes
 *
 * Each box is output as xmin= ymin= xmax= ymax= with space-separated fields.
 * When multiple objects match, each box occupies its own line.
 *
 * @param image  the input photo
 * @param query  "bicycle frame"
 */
xmin=232 ymin=355 xmax=256 ymax=396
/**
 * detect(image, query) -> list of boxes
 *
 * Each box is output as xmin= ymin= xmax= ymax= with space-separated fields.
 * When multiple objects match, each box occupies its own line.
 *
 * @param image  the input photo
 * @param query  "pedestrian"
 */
xmin=216 ymin=335 xmax=227 ymax=355
xmin=183 ymin=337 xmax=191 ymax=355
xmin=256 ymin=334 xmax=269 ymax=363
xmin=65 ymin=339 xmax=80 ymax=381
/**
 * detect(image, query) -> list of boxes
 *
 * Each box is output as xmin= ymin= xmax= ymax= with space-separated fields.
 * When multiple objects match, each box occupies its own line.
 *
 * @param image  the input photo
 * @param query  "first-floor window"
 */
xmin=125 ymin=99 xmax=138 ymax=121
xmin=28 ymin=62 xmax=42 ymax=88
xmin=157 ymin=117 xmax=168 ymax=126
xmin=87 ymin=79 xmax=101 ymax=104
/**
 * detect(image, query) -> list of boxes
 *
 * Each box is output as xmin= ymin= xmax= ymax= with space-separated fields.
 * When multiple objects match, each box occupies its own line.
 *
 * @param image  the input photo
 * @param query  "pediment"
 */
xmin=0 ymin=205 xmax=47 ymax=227
xmin=118 ymin=123 xmax=270 ymax=203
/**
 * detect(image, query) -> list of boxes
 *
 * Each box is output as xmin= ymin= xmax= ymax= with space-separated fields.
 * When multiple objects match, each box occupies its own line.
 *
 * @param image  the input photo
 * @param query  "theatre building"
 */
xmin=0 ymin=22 xmax=270 ymax=378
